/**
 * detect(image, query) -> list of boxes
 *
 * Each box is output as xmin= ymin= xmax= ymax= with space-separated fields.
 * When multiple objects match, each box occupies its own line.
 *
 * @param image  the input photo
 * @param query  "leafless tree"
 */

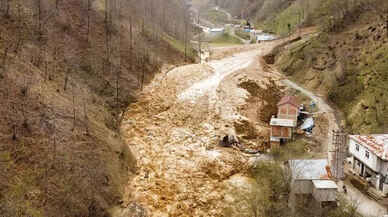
xmin=71 ymin=81 xmax=76 ymax=131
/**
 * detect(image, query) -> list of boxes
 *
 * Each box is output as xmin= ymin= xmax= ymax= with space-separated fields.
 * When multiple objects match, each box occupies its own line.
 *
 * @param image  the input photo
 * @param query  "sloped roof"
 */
xmin=270 ymin=118 xmax=297 ymax=127
xmin=277 ymin=96 xmax=298 ymax=107
xmin=350 ymin=134 xmax=388 ymax=160
xmin=289 ymin=159 xmax=330 ymax=180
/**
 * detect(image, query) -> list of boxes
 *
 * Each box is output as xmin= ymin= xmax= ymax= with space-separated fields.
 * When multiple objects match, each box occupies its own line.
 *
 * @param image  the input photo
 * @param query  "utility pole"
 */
xmin=329 ymin=130 xmax=347 ymax=180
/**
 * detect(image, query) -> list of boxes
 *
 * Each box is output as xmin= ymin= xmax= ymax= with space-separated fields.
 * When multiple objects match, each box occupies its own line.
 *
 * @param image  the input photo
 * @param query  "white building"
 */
xmin=348 ymin=134 xmax=388 ymax=196
xmin=289 ymin=159 xmax=338 ymax=207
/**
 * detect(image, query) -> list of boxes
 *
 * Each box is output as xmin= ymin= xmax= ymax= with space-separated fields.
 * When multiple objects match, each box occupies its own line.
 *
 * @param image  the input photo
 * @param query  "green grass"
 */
xmin=209 ymin=33 xmax=243 ymax=45
xmin=270 ymin=140 xmax=314 ymax=162
xmin=260 ymin=2 xmax=305 ymax=36
xmin=163 ymin=34 xmax=196 ymax=59
xmin=235 ymin=29 xmax=251 ymax=40
xmin=203 ymin=9 xmax=229 ymax=25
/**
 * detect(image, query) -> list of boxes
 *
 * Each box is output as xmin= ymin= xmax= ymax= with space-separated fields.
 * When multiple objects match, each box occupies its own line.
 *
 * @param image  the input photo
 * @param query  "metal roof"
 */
xmin=270 ymin=118 xmax=296 ymax=127
xmin=312 ymin=180 xmax=338 ymax=189
xmin=289 ymin=159 xmax=330 ymax=180
xmin=300 ymin=117 xmax=314 ymax=130
xmin=210 ymin=28 xmax=224 ymax=32
xmin=277 ymin=96 xmax=299 ymax=108
xmin=349 ymin=134 xmax=388 ymax=160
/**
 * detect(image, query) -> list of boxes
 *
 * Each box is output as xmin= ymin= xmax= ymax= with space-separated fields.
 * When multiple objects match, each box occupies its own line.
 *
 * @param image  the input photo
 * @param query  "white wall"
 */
xmin=349 ymin=138 xmax=379 ymax=172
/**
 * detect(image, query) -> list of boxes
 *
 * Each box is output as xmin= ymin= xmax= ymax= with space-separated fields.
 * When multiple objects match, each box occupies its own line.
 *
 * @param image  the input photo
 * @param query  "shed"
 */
xmin=289 ymin=159 xmax=338 ymax=203
xmin=312 ymin=180 xmax=338 ymax=202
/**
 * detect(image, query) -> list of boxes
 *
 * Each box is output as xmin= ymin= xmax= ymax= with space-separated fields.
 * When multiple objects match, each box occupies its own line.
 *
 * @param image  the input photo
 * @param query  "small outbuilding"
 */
xmin=289 ymin=159 xmax=338 ymax=208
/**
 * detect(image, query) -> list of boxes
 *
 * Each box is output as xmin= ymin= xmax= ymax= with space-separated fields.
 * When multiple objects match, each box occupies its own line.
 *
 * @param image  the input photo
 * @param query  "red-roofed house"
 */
xmin=348 ymin=134 xmax=388 ymax=196
xmin=277 ymin=96 xmax=299 ymax=121
xmin=270 ymin=96 xmax=299 ymax=146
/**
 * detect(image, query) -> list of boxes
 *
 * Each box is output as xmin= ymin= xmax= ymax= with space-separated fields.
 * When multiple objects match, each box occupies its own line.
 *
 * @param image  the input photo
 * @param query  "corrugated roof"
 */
xmin=312 ymin=180 xmax=338 ymax=189
xmin=270 ymin=118 xmax=296 ymax=127
xmin=289 ymin=159 xmax=330 ymax=180
xmin=349 ymin=134 xmax=388 ymax=160
xmin=300 ymin=117 xmax=314 ymax=130
xmin=277 ymin=96 xmax=298 ymax=108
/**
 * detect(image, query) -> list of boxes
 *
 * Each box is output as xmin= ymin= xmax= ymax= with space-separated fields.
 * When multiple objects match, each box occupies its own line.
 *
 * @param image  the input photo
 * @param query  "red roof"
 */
xmin=350 ymin=135 xmax=388 ymax=160
xmin=277 ymin=96 xmax=298 ymax=107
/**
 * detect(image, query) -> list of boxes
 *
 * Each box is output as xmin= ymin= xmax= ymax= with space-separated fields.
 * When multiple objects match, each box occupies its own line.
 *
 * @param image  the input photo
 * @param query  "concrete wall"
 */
xmin=349 ymin=138 xmax=379 ymax=172
xmin=379 ymin=161 xmax=388 ymax=176
xmin=271 ymin=126 xmax=292 ymax=139
xmin=292 ymin=180 xmax=313 ymax=194
xmin=312 ymin=188 xmax=337 ymax=202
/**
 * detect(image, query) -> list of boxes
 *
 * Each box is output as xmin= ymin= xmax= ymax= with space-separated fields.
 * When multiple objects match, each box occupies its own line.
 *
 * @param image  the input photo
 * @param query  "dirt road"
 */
xmin=178 ymin=50 xmax=259 ymax=104
xmin=280 ymin=78 xmax=339 ymax=152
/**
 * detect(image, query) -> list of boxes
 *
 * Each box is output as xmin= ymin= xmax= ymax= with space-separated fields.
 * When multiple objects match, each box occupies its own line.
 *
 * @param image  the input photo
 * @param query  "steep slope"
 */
xmin=273 ymin=8 xmax=388 ymax=133
xmin=0 ymin=0 xmax=192 ymax=216
xmin=217 ymin=0 xmax=388 ymax=133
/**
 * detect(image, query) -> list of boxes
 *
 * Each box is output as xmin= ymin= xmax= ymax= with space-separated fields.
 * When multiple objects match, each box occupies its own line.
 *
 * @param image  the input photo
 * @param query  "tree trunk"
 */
xmin=1 ymin=47 xmax=8 ymax=77
xmin=72 ymin=83 xmax=76 ymax=131
xmin=5 ymin=0 xmax=10 ymax=17
xmin=87 ymin=0 xmax=90 ymax=43
xmin=64 ymin=68 xmax=70 ymax=91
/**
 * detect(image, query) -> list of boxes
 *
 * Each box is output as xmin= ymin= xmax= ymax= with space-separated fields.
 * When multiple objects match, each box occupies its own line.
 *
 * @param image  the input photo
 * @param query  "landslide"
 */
xmin=274 ymin=14 xmax=388 ymax=133
xmin=0 ymin=0 xmax=190 ymax=216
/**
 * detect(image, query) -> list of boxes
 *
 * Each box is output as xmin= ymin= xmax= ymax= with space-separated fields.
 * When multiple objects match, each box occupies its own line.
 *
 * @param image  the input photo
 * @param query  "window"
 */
xmin=365 ymin=150 xmax=370 ymax=159
xmin=356 ymin=144 xmax=360 ymax=151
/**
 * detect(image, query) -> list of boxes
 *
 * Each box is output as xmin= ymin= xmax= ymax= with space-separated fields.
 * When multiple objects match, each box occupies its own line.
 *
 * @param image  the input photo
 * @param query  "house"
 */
xmin=289 ymin=159 xmax=338 ymax=208
xmin=277 ymin=96 xmax=299 ymax=121
xmin=270 ymin=96 xmax=299 ymax=145
xmin=270 ymin=117 xmax=296 ymax=141
xmin=348 ymin=134 xmax=388 ymax=196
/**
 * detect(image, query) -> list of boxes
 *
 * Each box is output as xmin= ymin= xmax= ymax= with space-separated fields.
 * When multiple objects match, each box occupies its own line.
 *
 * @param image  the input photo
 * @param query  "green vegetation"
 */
xmin=203 ymin=9 xmax=229 ymax=25
xmin=163 ymin=34 xmax=197 ymax=60
xmin=261 ymin=3 xmax=305 ymax=36
xmin=270 ymin=140 xmax=313 ymax=161
xmin=209 ymin=32 xmax=243 ymax=45
xmin=235 ymin=29 xmax=251 ymax=40
xmin=249 ymin=162 xmax=291 ymax=217
xmin=276 ymin=24 xmax=387 ymax=133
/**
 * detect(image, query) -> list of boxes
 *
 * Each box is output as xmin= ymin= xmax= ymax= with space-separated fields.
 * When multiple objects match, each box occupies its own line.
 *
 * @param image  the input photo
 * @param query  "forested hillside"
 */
xmin=0 ymin=0 xmax=193 ymax=216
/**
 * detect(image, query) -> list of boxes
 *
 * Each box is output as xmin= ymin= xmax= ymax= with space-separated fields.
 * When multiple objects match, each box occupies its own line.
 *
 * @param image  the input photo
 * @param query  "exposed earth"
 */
xmin=115 ymin=29 xmax=331 ymax=217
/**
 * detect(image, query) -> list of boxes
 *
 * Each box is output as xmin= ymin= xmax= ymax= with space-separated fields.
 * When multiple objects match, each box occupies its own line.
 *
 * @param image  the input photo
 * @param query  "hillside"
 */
xmin=210 ymin=0 xmax=388 ymax=134
xmin=269 ymin=0 xmax=388 ymax=134
xmin=0 ymin=0 xmax=193 ymax=216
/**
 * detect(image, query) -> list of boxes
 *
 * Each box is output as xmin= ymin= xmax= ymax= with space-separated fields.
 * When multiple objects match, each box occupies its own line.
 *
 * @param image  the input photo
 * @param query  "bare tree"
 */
xmin=86 ymin=0 xmax=91 ymax=43
xmin=71 ymin=81 xmax=76 ymax=131
xmin=1 ymin=46 xmax=8 ymax=78
xmin=83 ymin=96 xmax=89 ymax=135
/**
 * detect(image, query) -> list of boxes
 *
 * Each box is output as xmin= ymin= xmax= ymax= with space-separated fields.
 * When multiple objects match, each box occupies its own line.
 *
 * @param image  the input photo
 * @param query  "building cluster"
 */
xmin=271 ymin=96 xmax=388 ymax=211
